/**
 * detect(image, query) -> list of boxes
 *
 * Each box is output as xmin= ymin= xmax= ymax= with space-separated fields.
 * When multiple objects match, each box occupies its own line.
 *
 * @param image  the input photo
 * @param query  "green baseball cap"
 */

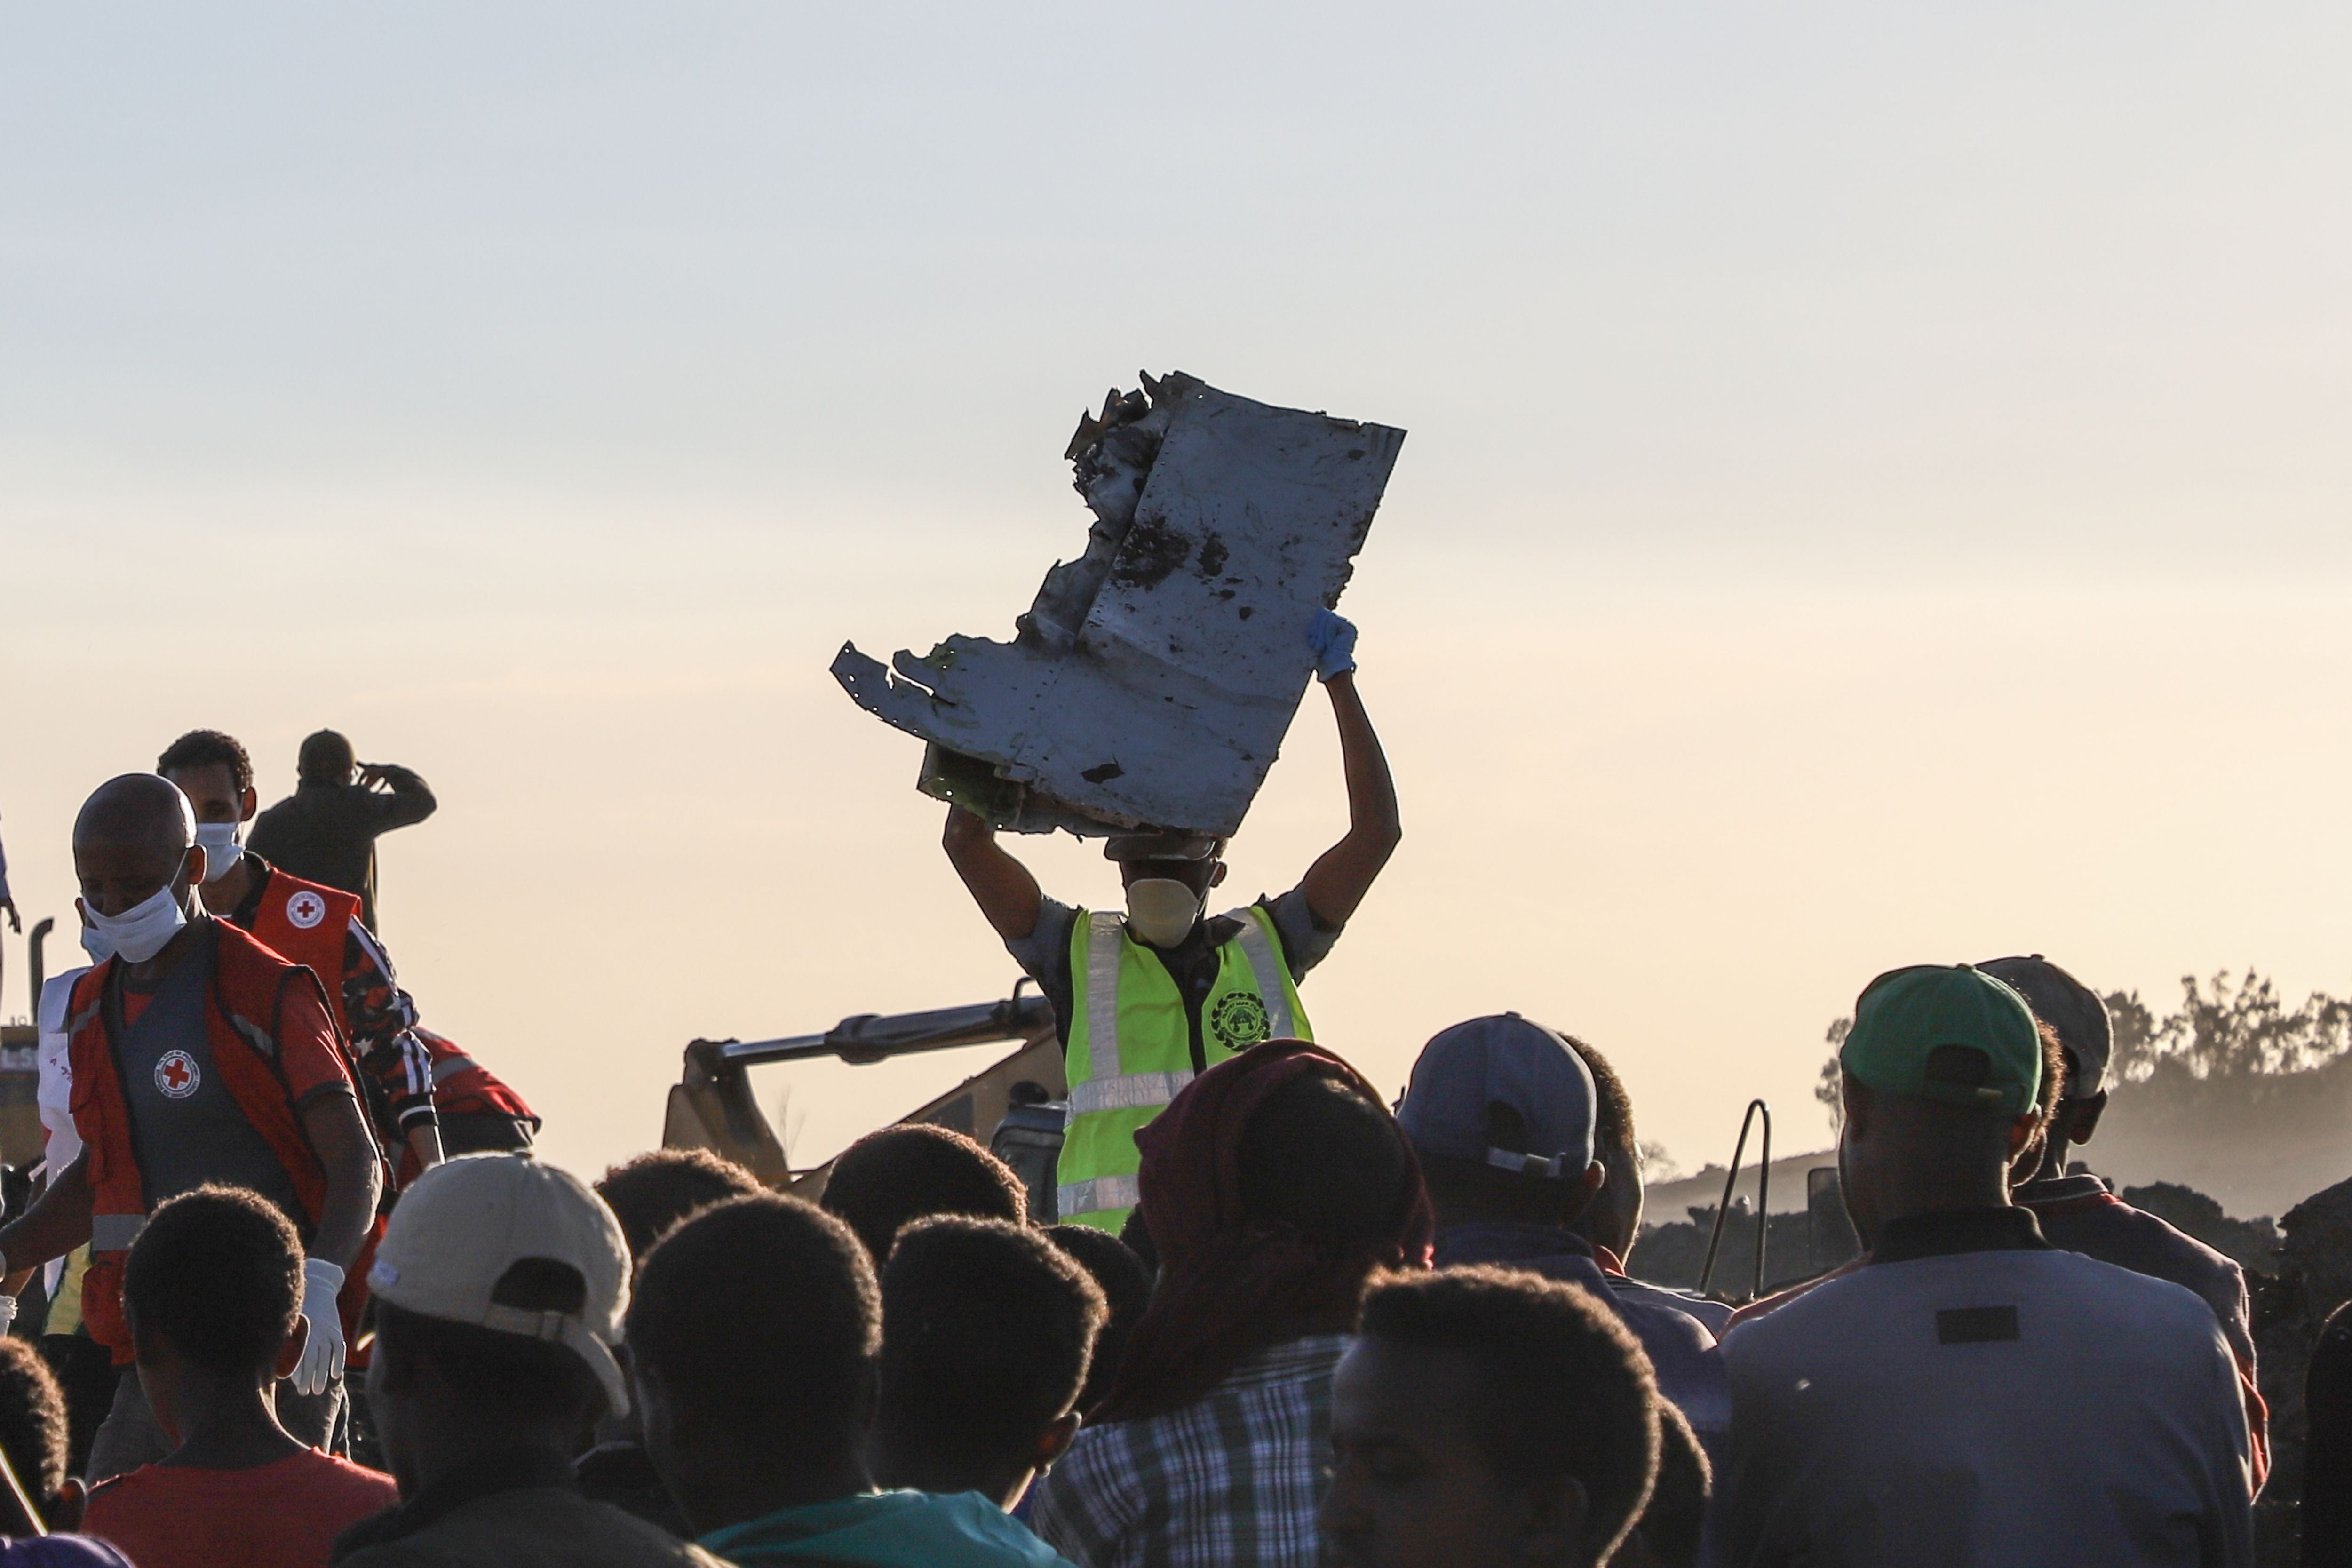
xmin=1840 ymin=964 xmax=2042 ymax=1117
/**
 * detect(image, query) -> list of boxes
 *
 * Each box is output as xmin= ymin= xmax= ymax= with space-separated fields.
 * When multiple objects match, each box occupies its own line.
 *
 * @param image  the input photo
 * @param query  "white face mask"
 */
xmin=1125 ymin=877 xmax=1203 ymax=949
xmin=81 ymin=868 xmax=191 ymax=964
xmin=194 ymin=821 xmax=245 ymax=883
xmin=79 ymin=920 xmax=116 ymax=964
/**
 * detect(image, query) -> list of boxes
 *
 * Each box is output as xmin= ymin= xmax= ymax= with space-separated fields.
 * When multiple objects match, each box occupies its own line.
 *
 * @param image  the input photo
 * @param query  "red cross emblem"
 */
xmin=155 ymin=1050 xmax=201 ymax=1100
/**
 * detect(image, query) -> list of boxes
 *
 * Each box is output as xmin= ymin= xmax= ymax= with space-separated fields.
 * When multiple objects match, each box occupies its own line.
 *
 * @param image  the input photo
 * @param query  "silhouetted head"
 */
xmin=125 ymin=1186 xmax=308 ymax=1449
xmin=1325 ymin=1266 xmax=1661 ymax=1568
xmin=1563 ymin=1037 xmax=1644 ymax=1260
xmin=126 ymin=1185 xmax=303 ymax=1378
xmin=1979 ymin=955 xmax=2112 ymax=1172
xmin=628 ymin=1194 xmax=880 ymax=1535
xmin=0 ymin=1340 xmax=70 ymax=1524
xmin=1612 ymin=1402 xmax=1709 ymax=1568
xmin=298 ymin=729 xmax=356 ymax=785
xmin=1238 ymin=1074 xmax=1415 ymax=1243
xmin=596 ymin=1148 xmax=765 ymax=1268
xmin=820 ymin=1124 xmax=1027 ymax=1263
xmin=872 ymin=1216 xmax=1106 ymax=1507
xmin=1399 ymin=1015 xmax=1608 ymax=1237
xmin=1835 ymin=964 xmax=2050 ymax=1242
xmin=1045 ymin=1224 xmax=1153 ymax=1412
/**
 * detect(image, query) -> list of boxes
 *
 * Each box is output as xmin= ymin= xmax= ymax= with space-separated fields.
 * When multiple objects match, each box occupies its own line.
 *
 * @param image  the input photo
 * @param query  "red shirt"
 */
xmin=83 ymin=1449 xmax=397 ymax=1568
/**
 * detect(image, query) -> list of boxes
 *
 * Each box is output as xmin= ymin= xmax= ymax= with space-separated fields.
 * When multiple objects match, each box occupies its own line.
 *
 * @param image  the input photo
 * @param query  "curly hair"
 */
xmin=156 ymin=730 xmax=254 ymax=796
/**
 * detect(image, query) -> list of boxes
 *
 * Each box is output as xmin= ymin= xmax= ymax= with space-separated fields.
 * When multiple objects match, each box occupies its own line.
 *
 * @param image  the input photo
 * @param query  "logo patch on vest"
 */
xmin=155 ymin=1050 xmax=201 ymax=1100
xmin=286 ymin=891 xmax=327 ymax=930
xmin=1209 ymin=991 xmax=1271 ymax=1051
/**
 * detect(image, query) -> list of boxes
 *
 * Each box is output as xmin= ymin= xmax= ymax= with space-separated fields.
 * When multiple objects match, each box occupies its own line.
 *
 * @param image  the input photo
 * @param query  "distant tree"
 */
xmin=1815 ymin=1017 xmax=1851 ymax=1138
xmin=2104 ymin=988 xmax=2159 ymax=1079
xmin=1637 ymin=1140 xmax=1683 ymax=1183
xmin=2104 ymin=971 xmax=2352 ymax=1082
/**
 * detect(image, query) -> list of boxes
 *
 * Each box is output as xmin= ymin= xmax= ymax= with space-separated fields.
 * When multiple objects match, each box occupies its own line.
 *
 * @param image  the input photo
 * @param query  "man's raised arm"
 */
xmin=356 ymin=762 xmax=436 ymax=830
xmin=1298 ymin=613 xmax=1402 ymax=929
xmin=943 ymin=805 xmax=1046 ymax=943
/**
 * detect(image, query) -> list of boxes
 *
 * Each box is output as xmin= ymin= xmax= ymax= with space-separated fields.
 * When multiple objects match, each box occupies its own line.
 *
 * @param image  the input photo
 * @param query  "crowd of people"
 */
xmin=0 ymin=627 xmax=2336 ymax=1566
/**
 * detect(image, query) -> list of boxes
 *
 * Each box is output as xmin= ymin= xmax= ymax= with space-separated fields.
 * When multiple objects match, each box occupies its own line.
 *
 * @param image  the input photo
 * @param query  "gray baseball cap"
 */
xmin=1397 ymin=1013 xmax=1597 ymax=1179
xmin=1977 ymin=955 xmax=2112 ymax=1097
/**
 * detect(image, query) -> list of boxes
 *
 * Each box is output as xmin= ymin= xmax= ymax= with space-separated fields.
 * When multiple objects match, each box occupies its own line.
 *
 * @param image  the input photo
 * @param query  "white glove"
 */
xmin=0 ymin=1294 xmax=16 ymax=1336
xmin=293 ymin=1258 xmax=347 ymax=1396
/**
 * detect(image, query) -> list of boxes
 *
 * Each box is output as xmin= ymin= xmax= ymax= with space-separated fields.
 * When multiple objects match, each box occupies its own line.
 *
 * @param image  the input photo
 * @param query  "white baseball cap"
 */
xmin=368 ymin=1153 xmax=634 ymax=1417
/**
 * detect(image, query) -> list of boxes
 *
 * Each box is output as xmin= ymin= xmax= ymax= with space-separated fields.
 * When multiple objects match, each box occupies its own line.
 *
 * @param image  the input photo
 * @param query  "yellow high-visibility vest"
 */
xmin=1056 ymin=905 xmax=1312 ymax=1233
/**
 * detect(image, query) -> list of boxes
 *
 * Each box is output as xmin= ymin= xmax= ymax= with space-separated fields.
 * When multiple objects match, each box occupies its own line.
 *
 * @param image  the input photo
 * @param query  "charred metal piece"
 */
xmin=833 ymin=371 xmax=1404 ymax=838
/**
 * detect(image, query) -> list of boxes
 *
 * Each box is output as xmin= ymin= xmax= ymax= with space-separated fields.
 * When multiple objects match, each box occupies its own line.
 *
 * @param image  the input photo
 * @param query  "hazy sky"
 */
xmin=6 ymin=4 xmax=2350 ymax=1186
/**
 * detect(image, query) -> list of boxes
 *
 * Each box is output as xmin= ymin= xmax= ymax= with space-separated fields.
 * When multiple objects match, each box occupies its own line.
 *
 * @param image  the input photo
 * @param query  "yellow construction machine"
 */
xmin=661 ymin=984 xmax=1070 ymax=1214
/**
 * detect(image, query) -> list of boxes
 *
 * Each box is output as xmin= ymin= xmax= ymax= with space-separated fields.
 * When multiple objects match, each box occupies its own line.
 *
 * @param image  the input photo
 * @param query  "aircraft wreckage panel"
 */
xmin=833 ymin=373 xmax=1403 ymax=837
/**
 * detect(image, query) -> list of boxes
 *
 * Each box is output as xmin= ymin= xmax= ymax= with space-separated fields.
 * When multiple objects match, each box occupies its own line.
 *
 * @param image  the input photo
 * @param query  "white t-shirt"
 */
xmin=36 ymin=971 xmax=86 ymax=1169
xmin=1708 ymin=1217 xmax=2251 ymax=1568
xmin=36 ymin=969 xmax=89 ymax=1297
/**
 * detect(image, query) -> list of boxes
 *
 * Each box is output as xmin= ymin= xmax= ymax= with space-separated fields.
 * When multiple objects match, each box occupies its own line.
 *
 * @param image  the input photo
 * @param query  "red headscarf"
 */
xmin=1091 ymin=1040 xmax=1434 ymax=1424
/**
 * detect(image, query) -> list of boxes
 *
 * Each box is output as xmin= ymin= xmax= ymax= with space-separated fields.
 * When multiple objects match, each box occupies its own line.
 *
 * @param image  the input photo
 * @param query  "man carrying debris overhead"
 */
xmin=944 ymin=612 xmax=1399 ymax=1234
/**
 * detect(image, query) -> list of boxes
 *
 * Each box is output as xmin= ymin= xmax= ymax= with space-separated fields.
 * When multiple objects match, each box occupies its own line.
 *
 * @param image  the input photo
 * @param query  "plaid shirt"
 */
xmin=1030 ymin=1334 xmax=1345 ymax=1568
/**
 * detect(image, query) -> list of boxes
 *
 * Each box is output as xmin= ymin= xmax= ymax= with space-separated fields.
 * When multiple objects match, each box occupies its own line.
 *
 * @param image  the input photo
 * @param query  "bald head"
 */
xmin=75 ymin=774 xmax=200 ymax=919
xmin=77 ymin=774 xmax=195 ymax=857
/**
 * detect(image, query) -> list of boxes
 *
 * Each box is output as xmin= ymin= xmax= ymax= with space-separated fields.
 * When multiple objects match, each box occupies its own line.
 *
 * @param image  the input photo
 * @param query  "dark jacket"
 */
xmin=248 ymin=767 xmax=436 ymax=928
xmin=2014 ymin=1173 xmax=2253 ymax=1366
xmin=332 ymin=1449 xmax=721 ymax=1568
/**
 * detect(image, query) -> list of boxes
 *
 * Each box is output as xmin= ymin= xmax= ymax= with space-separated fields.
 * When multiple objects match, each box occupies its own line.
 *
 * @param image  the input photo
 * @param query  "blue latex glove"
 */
xmin=1307 ymin=609 xmax=1358 ymax=682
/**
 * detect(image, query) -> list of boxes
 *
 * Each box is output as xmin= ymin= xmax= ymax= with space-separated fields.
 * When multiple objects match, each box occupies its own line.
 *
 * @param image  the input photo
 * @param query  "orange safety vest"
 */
xmin=66 ymin=920 xmax=377 ymax=1361
xmin=246 ymin=868 xmax=360 ymax=1038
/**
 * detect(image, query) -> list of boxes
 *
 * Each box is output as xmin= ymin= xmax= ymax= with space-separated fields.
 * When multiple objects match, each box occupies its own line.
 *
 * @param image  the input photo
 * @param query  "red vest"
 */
xmin=246 ymin=868 xmax=360 ymax=1038
xmin=413 ymin=1027 xmax=538 ymax=1125
xmin=66 ymin=921 xmax=375 ymax=1361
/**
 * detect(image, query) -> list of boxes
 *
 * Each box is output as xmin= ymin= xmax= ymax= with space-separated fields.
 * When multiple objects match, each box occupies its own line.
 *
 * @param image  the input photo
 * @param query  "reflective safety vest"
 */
xmin=65 ymin=921 xmax=376 ymax=1361
xmin=1056 ymin=905 xmax=1311 ymax=1232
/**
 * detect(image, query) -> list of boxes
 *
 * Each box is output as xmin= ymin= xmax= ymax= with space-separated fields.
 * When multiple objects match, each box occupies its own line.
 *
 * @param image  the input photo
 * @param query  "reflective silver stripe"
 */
xmin=229 ymin=1012 xmax=278 ymax=1061
xmin=429 ymin=1054 xmax=479 ymax=1087
xmin=1057 ymin=1174 xmax=1141 ymax=1216
xmin=1068 ymin=1069 xmax=1193 ymax=1117
xmin=1083 ymin=913 xmax=1124 ymax=1089
xmin=1229 ymin=909 xmax=1298 ymax=1041
xmin=92 ymin=1214 xmax=146 ymax=1252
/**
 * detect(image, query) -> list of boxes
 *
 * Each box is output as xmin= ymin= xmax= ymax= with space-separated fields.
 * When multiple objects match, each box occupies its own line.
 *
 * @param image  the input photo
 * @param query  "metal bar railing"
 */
xmin=1697 ymin=1098 xmax=1772 ymax=1301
